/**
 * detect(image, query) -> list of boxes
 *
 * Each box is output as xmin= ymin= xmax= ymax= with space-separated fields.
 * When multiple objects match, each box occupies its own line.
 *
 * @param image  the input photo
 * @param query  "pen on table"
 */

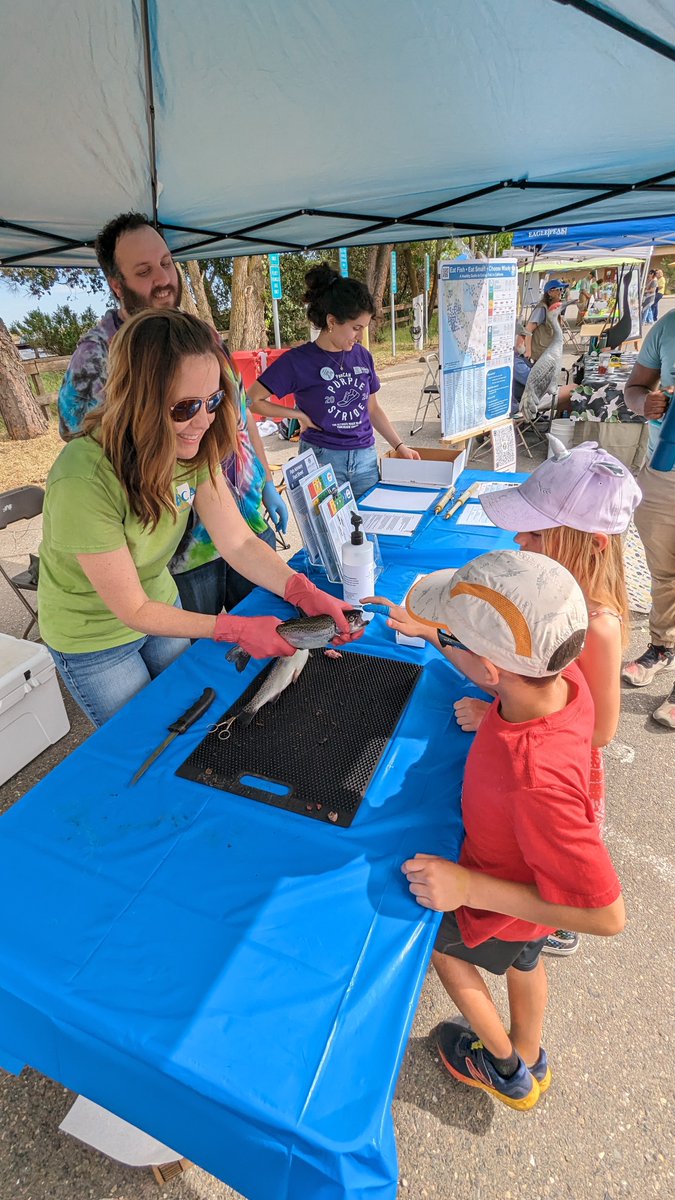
xmin=434 ymin=483 xmax=456 ymax=516
xmin=443 ymin=481 xmax=479 ymax=520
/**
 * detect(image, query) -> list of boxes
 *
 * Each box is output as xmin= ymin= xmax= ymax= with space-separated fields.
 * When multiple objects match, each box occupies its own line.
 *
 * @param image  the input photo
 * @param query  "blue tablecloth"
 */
xmin=0 ymin=566 xmax=489 ymax=1200
xmin=357 ymin=468 xmax=526 ymax=568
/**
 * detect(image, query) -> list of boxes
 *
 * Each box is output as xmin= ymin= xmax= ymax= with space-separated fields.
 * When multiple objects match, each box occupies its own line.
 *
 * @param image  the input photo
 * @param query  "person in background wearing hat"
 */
xmin=366 ymin=550 xmax=624 ymax=1110
xmin=623 ymin=311 xmax=675 ymax=729
xmin=525 ymin=279 xmax=567 ymax=363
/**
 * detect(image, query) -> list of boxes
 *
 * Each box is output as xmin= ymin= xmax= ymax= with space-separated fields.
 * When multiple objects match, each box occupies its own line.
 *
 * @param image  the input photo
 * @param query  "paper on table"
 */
xmin=361 ymin=486 xmax=434 ymax=513
xmin=360 ymin=511 xmax=422 ymax=536
xmin=473 ymin=481 xmax=521 ymax=495
xmin=455 ymin=504 xmax=496 ymax=527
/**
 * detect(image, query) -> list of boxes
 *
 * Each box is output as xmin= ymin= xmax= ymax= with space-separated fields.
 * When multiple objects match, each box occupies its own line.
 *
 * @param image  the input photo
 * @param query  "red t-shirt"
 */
xmin=456 ymin=663 xmax=621 ymax=947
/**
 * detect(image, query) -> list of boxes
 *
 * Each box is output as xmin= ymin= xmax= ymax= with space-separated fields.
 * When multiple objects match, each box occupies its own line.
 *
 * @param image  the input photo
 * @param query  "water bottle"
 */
xmin=651 ymin=388 xmax=675 ymax=471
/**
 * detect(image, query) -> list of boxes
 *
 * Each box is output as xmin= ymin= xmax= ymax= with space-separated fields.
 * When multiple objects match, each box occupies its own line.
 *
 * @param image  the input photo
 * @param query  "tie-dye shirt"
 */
xmin=57 ymin=310 xmax=268 ymax=573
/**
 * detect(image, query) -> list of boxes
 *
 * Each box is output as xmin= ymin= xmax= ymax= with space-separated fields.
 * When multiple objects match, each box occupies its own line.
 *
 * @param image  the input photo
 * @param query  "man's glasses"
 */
xmin=436 ymin=628 xmax=470 ymax=652
xmin=170 ymin=389 xmax=226 ymax=423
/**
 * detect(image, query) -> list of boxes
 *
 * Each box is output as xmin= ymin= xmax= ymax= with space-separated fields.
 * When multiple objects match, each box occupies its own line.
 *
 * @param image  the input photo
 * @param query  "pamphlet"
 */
xmin=318 ymin=482 xmax=358 ymax=581
xmin=456 ymin=503 xmax=496 ymax=527
xmin=299 ymin=465 xmax=339 ymax=565
xmin=360 ymin=511 xmax=422 ymax=537
xmin=282 ymin=449 xmax=319 ymax=560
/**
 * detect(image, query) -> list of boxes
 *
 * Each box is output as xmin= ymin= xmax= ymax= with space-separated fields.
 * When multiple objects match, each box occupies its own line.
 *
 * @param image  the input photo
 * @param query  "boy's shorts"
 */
xmin=434 ymin=910 xmax=546 ymax=976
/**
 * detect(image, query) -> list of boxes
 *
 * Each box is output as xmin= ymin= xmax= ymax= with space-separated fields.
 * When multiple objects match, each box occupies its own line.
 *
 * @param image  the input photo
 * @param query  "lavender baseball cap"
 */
xmin=480 ymin=438 xmax=642 ymax=535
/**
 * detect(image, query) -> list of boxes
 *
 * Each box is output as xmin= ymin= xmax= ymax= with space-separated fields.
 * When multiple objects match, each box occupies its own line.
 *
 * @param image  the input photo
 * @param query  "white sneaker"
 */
xmin=653 ymin=685 xmax=675 ymax=729
xmin=621 ymin=643 xmax=675 ymax=687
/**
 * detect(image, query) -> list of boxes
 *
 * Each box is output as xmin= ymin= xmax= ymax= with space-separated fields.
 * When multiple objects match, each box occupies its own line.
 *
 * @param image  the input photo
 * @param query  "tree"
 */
xmin=11 ymin=304 xmax=99 ymax=356
xmin=0 ymin=318 xmax=48 ymax=439
xmin=0 ymin=267 xmax=104 ymax=439
xmin=229 ymin=256 xmax=268 ymax=350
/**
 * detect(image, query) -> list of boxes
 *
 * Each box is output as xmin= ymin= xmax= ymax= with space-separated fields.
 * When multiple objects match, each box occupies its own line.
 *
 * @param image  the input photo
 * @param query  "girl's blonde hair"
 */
xmin=83 ymin=309 xmax=238 ymax=529
xmin=540 ymin=525 xmax=630 ymax=647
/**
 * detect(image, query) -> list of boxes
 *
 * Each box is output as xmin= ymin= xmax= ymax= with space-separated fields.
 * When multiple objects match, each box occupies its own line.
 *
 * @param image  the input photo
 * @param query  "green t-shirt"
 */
xmin=38 ymin=436 xmax=213 ymax=652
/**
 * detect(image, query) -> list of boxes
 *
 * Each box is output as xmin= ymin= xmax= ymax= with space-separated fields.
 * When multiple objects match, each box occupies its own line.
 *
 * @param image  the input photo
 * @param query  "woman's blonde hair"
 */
xmin=540 ymin=525 xmax=630 ymax=647
xmin=83 ymin=309 xmax=237 ymax=529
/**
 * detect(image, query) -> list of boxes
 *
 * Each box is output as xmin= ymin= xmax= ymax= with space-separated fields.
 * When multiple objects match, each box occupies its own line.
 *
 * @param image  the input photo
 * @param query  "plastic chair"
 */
xmin=410 ymin=352 xmax=441 ymax=436
xmin=0 ymin=486 xmax=44 ymax=638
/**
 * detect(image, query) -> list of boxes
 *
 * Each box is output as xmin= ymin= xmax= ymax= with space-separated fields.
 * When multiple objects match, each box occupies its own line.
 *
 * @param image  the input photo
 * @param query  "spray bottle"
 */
xmin=341 ymin=513 xmax=374 ymax=607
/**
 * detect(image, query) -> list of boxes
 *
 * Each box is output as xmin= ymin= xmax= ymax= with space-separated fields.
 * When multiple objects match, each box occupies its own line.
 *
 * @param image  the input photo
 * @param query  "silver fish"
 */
xmin=226 ymin=609 xmax=366 ymax=672
xmin=238 ymin=648 xmax=309 ymax=727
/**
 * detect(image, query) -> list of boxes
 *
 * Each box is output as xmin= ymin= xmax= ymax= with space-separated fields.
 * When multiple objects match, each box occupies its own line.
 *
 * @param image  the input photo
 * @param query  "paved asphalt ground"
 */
xmin=0 ymin=358 xmax=673 ymax=1200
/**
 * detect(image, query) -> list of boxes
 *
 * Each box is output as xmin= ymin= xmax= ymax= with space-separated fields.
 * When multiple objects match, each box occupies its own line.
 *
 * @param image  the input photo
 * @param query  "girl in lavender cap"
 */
xmin=457 ymin=438 xmax=641 ymax=956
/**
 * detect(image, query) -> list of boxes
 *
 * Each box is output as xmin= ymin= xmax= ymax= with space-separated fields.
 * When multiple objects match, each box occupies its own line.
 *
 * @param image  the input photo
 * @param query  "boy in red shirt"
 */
xmin=370 ymin=550 xmax=624 ymax=1110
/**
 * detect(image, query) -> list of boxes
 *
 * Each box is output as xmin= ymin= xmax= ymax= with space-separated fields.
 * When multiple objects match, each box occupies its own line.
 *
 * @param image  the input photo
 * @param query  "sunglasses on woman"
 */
xmin=170 ymin=389 xmax=226 ymax=423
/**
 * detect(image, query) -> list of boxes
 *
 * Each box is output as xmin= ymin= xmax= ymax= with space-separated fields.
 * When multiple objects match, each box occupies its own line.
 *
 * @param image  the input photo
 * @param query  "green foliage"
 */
xmin=11 ymin=305 xmax=98 ymax=355
xmin=1 ymin=266 xmax=105 ymax=297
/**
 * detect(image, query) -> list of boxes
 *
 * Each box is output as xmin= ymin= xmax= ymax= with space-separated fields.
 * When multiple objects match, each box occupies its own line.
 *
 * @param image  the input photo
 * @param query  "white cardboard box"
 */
xmin=380 ymin=447 xmax=466 ymax=489
xmin=0 ymin=633 xmax=70 ymax=786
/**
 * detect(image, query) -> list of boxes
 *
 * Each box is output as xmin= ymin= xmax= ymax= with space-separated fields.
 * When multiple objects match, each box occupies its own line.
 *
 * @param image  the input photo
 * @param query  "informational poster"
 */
xmin=438 ymin=259 xmax=518 ymax=438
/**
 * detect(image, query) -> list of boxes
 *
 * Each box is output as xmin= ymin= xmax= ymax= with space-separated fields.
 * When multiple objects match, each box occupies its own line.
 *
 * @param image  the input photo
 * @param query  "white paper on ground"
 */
xmin=473 ymin=481 xmax=521 ymax=495
xmin=360 ymin=487 xmax=434 ymax=512
xmin=455 ymin=504 xmax=496 ymax=527
xmin=59 ymin=1096 xmax=181 ymax=1168
xmin=257 ymin=419 xmax=278 ymax=437
xmin=360 ymin=511 xmax=422 ymax=536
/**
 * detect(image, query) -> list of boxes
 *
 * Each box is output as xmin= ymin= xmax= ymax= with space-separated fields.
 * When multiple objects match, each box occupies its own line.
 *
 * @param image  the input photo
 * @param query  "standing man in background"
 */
xmin=58 ymin=212 xmax=288 ymax=615
xmin=623 ymin=311 xmax=675 ymax=728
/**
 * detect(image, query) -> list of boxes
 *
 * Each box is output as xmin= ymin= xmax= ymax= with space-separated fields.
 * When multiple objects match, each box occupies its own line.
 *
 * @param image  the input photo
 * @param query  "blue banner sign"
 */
xmin=390 ymin=251 xmax=397 ymax=295
xmin=338 ymin=247 xmax=348 ymax=277
xmin=269 ymin=254 xmax=282 ymax=300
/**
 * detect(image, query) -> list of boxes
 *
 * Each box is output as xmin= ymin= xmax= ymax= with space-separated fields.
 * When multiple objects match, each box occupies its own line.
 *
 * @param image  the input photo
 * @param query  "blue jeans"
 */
xmin=299 ymin=442 xmax=379 ymax=500
xmin=173 ymin=526 xmax=277 ymax=616
xmin=48 ymin=621 xmax=189 ymax=728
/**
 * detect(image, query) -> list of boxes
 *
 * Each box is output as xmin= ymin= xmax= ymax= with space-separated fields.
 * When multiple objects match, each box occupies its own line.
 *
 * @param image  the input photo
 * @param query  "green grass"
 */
xmin=370 ymin=314 xmax=439 ymax=369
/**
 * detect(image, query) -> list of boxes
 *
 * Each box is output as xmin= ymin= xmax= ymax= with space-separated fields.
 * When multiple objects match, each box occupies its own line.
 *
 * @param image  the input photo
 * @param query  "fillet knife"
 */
xmin=130 ymin=687 xmax=216 ymax=785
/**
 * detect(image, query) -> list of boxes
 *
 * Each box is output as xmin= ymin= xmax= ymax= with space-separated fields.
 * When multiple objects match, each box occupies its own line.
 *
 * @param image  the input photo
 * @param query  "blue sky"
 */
xmin=0 ymin=278 xmax=108 ymax=327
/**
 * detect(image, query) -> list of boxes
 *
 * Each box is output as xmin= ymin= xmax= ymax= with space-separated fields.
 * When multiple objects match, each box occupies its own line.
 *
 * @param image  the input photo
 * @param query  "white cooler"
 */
xmin=0 ymin=633 xmax=71 ymax=786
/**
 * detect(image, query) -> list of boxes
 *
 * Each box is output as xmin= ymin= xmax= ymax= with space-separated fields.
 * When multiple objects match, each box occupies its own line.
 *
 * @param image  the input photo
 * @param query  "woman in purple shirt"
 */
xmin=248 ymin=263 xmax=419 ymax=498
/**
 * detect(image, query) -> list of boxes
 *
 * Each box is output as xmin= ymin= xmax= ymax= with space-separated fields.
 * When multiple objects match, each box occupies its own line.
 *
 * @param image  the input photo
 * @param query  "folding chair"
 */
xmin=410 ymin=352 xmax=440 ymax=436
xmin=0 ymin=486 xmax=44 ymax=638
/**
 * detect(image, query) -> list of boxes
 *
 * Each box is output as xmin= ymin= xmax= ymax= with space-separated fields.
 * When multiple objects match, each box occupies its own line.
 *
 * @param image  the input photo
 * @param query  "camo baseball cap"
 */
xmin=406 ymin=549 xmax=587 ymax=678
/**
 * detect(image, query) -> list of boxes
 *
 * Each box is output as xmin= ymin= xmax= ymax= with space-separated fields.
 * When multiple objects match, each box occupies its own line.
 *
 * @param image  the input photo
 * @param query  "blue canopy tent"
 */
xmin=2 ymin=0 xmax=675 ymax=266
xmin=513 ymin=216 xmax=675 ymax=253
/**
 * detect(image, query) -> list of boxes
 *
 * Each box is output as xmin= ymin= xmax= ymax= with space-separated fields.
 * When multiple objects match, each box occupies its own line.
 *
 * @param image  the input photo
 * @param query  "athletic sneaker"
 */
xmin=436 ymin=1020 xmax=539 ymax=1111
xmin=653 ymin=683 xmax=675 ymax=729
xmin=529 ymin=1047 xmax=552 ymax=1094
xmin=621 ymin=643 xmax=674 ymax=687
xmin=542 ymin=929 xmax=580 ymax=956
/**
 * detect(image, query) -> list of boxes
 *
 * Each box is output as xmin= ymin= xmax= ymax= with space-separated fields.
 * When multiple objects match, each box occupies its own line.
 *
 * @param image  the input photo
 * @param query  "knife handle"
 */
xmin=168 ymin=687 xmax=216 ymax=734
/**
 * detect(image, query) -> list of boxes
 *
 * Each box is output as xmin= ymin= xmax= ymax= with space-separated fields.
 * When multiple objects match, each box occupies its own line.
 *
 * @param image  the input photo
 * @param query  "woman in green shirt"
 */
xmin=39 ymin=309 xmax=360 ymax=726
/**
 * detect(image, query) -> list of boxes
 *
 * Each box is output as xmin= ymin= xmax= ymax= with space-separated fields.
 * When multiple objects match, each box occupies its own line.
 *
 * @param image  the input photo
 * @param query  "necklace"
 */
xmin=316 ymin=338 xmax=346 ymax=372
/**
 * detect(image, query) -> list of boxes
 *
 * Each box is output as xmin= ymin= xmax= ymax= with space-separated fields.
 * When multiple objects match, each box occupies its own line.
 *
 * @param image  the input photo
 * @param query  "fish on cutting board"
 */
xmin=226 ymin=610 xmax=366 ymax=672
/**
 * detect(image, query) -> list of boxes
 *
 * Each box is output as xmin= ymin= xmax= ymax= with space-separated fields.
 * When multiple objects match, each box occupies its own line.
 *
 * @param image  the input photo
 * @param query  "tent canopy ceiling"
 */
xmin=3 ymin=0 xmax=675 ymax=267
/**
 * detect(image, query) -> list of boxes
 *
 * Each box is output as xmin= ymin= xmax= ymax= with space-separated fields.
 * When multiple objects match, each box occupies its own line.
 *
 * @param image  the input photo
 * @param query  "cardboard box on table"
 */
xmin=0 ymin=633 xmax=70 ymax=785
xmin=380 ymin=446 xmax=466 ymax=488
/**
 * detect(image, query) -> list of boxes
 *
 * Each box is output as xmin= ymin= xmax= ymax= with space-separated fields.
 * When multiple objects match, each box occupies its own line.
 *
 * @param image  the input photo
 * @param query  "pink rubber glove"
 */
xmin=283 ymin=573 xmax=364 ymax=645
xmin=213 ymin=613 xmax=296 ymax=659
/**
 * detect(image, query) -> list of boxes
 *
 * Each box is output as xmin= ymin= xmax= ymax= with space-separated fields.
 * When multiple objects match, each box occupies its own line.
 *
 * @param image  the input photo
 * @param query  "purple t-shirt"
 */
xmin=257 ymin=341 xmax=381 ymax=451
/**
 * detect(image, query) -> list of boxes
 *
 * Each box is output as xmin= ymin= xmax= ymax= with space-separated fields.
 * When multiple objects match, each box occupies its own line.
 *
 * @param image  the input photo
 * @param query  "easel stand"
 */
xmin=441 ymin=419 xmax=521 ymax=469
